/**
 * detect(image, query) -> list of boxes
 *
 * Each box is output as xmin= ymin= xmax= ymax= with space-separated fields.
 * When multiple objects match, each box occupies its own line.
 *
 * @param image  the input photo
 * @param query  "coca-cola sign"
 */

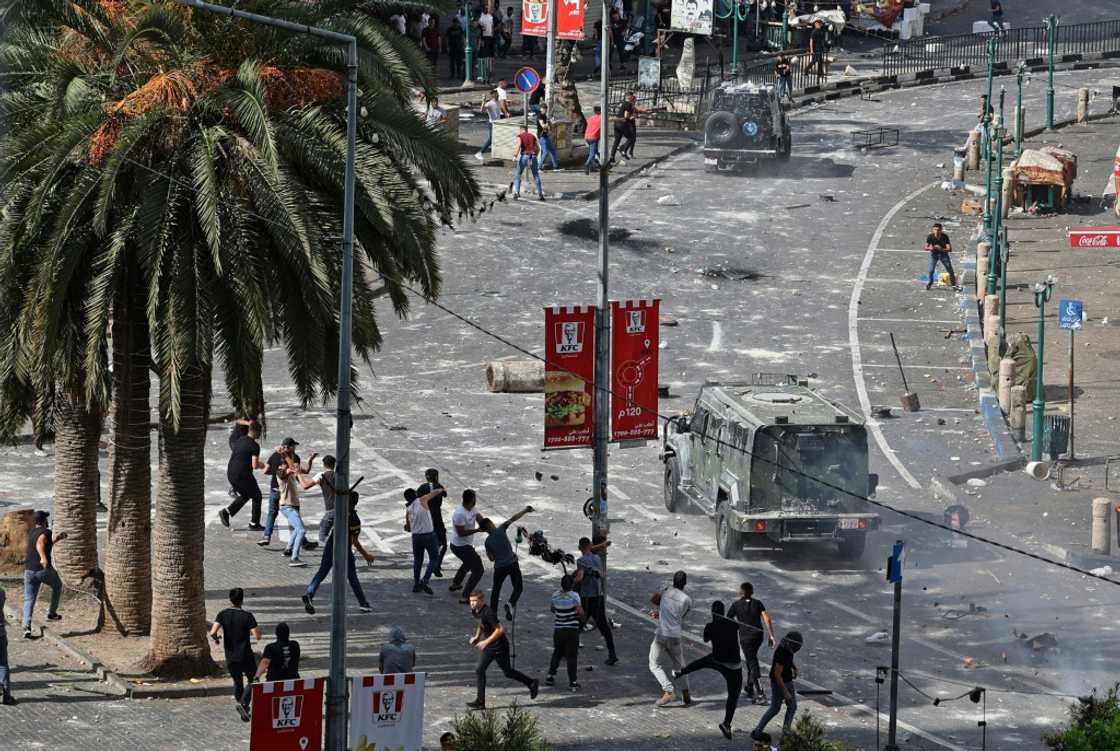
xmin=1069 ymin=226 xmax=1120 ymax=248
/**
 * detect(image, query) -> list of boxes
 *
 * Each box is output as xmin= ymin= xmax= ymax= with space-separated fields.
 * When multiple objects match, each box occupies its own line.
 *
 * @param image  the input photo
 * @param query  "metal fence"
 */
xmin=882 ymin=19 xmax=1120 ymax=76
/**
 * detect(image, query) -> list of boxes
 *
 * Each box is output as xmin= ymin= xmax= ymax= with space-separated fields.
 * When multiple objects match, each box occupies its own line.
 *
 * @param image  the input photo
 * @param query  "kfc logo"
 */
xmin=555 ymin=321 xmax=585 ymax=353
xmin=373 ymin=689 xmax=404 ymax=723
xmin=272 ymin=695 xmax=304 ymax=729
xmin=625 ymin=310 xmax=645 ymax=334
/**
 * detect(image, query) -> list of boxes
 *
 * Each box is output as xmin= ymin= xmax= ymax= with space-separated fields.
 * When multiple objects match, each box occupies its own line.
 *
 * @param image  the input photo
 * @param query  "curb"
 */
xmin=578 ymin=137 xmax=701 ymax=202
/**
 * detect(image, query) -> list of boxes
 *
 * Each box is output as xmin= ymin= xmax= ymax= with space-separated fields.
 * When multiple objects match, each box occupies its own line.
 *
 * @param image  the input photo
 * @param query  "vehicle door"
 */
xmin=686 ymin=404 xmax=709 ymax=492
xmin=699 ymin=412 xmax=725 ymax=514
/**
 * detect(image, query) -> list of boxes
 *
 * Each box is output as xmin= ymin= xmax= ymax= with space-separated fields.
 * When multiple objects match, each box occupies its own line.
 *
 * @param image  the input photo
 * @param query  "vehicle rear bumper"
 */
xmin=728 ymin=511 xmax=881 ymax=541
xmin=703 ymin=148 xmax=778 ymax=163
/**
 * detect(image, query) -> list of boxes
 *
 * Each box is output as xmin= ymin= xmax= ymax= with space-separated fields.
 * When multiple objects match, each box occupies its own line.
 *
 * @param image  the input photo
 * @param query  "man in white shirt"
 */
xmin=649 ymin=570 xmax=692 ymax=707
xmin=475 ymin=89 xmax=504 ymax=161
xmin=405 ymin=486 xmax=446 ymax=594
xmin=494 ymin=80 xmax=513 ymax=117
xmin=448 ymin=490 xmax=485 ymax=604
xmin=477 ymin=7 xmax=496 ymax=81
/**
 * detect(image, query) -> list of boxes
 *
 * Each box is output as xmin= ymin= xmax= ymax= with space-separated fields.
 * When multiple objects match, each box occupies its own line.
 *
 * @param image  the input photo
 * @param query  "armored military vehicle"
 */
xmin=702 ymin=82 xmax=791 ymax=171
xmin=661 ymin=375 xmax=880 ymax=559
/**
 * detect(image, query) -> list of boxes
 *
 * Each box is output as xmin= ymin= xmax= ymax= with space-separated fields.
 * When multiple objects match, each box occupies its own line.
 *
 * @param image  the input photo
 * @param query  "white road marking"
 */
xmin=874 ymin=248 xmax=928 ymax=254
xmin=862 ymin=364 xmax=972 ymax=371
xmin=706 ymin=321 xmax=723 ymax=353
xmin=858 ymin=317 xmax=962 ymax=325
xmin=848 ymin=181 xmax=938 ymax=491
xmin=626 ymin=503 xmax=662 ymax=521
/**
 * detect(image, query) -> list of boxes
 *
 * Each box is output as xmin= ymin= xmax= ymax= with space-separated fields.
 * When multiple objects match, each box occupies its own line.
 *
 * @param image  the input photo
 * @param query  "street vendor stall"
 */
xmin=1007 ymin=147 xmax=1078 ymax=213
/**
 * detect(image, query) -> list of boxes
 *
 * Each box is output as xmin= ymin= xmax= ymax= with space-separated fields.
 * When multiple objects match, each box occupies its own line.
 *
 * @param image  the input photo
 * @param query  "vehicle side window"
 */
xmin=690 ymin=407 xmax=708 ymax=436
xmin=715 ymin=421 xmax=727 ymax=457
xmin=708 ymin=416 xmax=723 ymax=448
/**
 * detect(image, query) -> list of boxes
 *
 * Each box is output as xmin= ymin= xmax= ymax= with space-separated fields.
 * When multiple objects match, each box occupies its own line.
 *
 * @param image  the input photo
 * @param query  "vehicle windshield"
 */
xmin=749 ymin=425 xmax=868 ymax=512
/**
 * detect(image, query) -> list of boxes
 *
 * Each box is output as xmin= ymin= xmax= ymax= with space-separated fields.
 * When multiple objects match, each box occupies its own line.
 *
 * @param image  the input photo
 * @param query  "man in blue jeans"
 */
xmin=513 ymin=125 xmax=545 ymax=201
xmin=302 ymin=492 xmax=375 ymax=615
xmin=258 ymin=437 xmax=316 ymax=549
xmin=475 ymin=90 xmax=504 ymax=161
xmin=22 ymin=510 xmax=66 ymax=638
xmin=751 ymin=630 xmax=803 ymax=742
xmin=1 ymin=587 xmax=15 ymax=704
xmin=584 ymin=105 xmax=603 ymax=174
xmin=924 ymin=223 xmax=959 ymax=290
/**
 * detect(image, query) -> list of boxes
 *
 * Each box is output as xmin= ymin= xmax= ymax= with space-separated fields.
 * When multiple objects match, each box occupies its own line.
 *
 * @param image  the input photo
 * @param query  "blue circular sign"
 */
xmin=514 ymin=66 xmax=541 ymax=94
xmin=742 ymin=120 xmax=759 ymax=137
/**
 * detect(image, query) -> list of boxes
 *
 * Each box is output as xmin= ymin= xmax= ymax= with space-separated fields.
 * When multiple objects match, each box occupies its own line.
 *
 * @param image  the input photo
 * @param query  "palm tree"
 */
xmin=1 ymin=0 xmax=479 ymax=676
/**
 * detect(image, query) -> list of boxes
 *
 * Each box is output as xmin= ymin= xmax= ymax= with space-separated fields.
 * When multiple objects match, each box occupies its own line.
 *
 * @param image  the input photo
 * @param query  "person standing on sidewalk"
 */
xmin=405 ymin=486 xmax=447 ymax=594
xmin=209 ymin=587 xmax=261 ymax=721
xmin=301 ymin=491 xmax=375 ymax=615
xmin=259 ymin=438 xmax=315 ymax=549
xmin=546 ymin=574 xmax=584 ymax=691
xmin=924 ymin=222 xmax=959 ymax=290
xmin=449 ymin=490 xmax=485 ymax=604
xmin=775 ymin=55 xmax=793 ymax=102
xmin=447 ymin=17 xmax=466 ymax=79
xmin=254 ymin=622 xmax=301 ymax=682
xmin=476 ymin=6 xmax=495 ymax=82
xmin=0 ymin=587 xmax=15 ymax=705
xmin=584 ymin=106 xmax=603 ymax=174
xmin=276 ymin=455 xmax=309 ymax=567
xmin=751 ymin=631 xmax=804 ymax=742
xmin=672 ymin=601 xmax=743 ymax=739
xmin=417 ymin=469 xmax=448 ymax=578
xmin=379 ymin=626 xmax=417 ymax=674
xmin=537 ymin=105 xmax=560 ymax=170
xmin=475 ymin=90 xmax=503 ymax=162
xmin=22 ymin=510 xmax=66 ymax=637
xmin=728 ymin=581 xmax=775 ymax=704
xmin=988 ymin=0 xmax=1007 ymax=34
xmin=513 ymin=125 xmax=545 ymax=201
xmin=421 ymin=16 xmax=441 ymax=69
xmin=649 ymin=570 xmax=692 ymax=707
xmin=466 ymin=589 xmax=539 ymax=709
xmin=808 ymin=19 xmax=828 ymax=83
xmin=221 ymin=418 xmax=267 ymax=530
xmin=573 ymin=536 xmax=618 ymax=665
xmin=482 ymin=505 xmax=533 ymax=620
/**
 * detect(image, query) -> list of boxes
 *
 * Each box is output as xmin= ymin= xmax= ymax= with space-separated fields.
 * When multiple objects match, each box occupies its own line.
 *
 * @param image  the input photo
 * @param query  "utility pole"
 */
xmin=1014 ymin=61 xmax=1028 ymax=157
xmin=592 ymin=0 xmax=612 ymax=587
xmin=998 ymin=226 xmax=1010 ymax=356
xmin=1045 ymin=15 xmax=1058 ymax=129
xmin=982 ymin=36 xmax=996 ymax=236
xmin=172 ymin=3 xmax=358 ymax=749
xmin=884 ymin=540 xmax=905 ymax=751
xmin=464 ymin=3 xmax=475 ymax=86
xmin=544 ymin=0 xmax=558 ymax=111
xmin=1031 ymin=277 xmax=1055 ymax=462
xmin=988 ymin=109 xmax=1005 ymax=297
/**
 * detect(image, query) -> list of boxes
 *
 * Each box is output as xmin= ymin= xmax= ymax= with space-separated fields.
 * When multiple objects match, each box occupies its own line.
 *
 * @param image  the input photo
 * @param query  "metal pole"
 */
xmin=982 ymin=38 xmax=996 ymax=235
xmin=592 ymin=0 xmax=611 ymax=591
xmin=731 ymin=3 xmax=739 ymax=71
xmin=1046 ymin=15 xmax=1056 ymax=129
xmin=885 ymin=554 xmax=902 ymax=750
xmin=465 ymin=3 xmax=475 ymax=85
xmin=1031 ymin=278 xmax=1054 ymax=462
xmin=988 ymin=121 xmax=1004 ymax=296
xmin=1068 ymin=328 xmax=1075 ymax=460
xmin=544 ymin=0 xmax=558 ymax=111
xmin=998 ymin=227 xmax=1009 ymax=355
xmin=1015 ymin=65 xmax=1025 ymax=156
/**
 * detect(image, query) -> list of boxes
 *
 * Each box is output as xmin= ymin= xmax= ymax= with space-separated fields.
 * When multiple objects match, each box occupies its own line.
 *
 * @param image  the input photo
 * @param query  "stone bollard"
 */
xmin=967 ymin=130 xmax=981 ymax=171
xmin=1002 ymin=167 xmax=1013 ymax=219
xmin=1092 ymin=498 xmax=1112 ymax=555
xmin=984 ymin=294 xmax=1001 ymax=337
xmin=953 ymin=155 xmax=966 ymax=182
xmin=998 ymin=358 xmax=1014 ymax=413
xmin=1077 ymin=87 xmax=1090 ymax=123
xmin=486 ymin=360 xmax=545 ymax=392
xmin=976 ymin=242 xmax=991 ymax=299
xmin=1009 ymin=385 xmax=1027 ymax=442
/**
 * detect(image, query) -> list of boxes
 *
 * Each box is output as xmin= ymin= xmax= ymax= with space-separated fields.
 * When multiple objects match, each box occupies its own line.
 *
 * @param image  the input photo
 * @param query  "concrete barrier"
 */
xmin=1092 ymin=497 xmax=1112 ymax=555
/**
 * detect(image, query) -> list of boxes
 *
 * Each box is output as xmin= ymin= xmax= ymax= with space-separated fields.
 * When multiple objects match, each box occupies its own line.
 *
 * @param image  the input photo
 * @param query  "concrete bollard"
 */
xmin=967 ymin=131 xmax=981 ymax=171
xmin=1077 ymin=87 xmax=1090 ymax=123
xmin=953 ymin=156 xmax=966 ymax=182
xmin=976 ymin=242 xmax=991 ymax=299
xmin=998 ymin=358 xmax=1014 ymax=413
xmin=1092 ymin=498 xmax=1112 ymax=555
xmin=1002 ymin=167 xmax=1013 ymax=219
xmin=485 ymin=360 xmax=545 ymax=392
xmin=1009 ymin=385 xmax=1027 ymax=442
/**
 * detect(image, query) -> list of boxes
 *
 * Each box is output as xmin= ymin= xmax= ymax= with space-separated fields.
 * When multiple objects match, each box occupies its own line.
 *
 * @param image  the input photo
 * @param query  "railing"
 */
xmin=882 ymin=19 xmax=1120 ymax=76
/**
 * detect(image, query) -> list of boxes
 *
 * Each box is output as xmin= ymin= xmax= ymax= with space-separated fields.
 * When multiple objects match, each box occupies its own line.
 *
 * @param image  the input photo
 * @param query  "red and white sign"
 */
xmin=350 ymin=673 xmax=425 ymax=751
xmin=1068 ymin=226 xmax=1120 ymax=248
xmin=610 ymin=300 xmax=660 ymax=442
xmin=544 ymin=305 xmax=597 ymax=449
xmin=521 ymin=0 xmax=586 ymax=40
xmin=250 ymin=677 xmax=324 ymax=751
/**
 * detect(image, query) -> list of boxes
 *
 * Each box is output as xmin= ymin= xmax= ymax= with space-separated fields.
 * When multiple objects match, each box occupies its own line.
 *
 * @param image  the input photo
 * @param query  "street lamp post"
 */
xmin=998 ymin=226 xmax=1010 ymax=356
xmin=1044 ymin=14 xmax=1058 ymax=129
xmin=1031 ymin=277 xmax=1055 ymax=462
xmin=464 ymin=3 xmax=475 ymax=86
xmin=1014 ymin=61 xmax=1029 ymax=156
xmin=716 ymin=0 xmax=750 ymax=74
xmin=987 ymin=97 xmax=1005 ymax=297
xmin=982 ymin=36 xmax=997 ymax=235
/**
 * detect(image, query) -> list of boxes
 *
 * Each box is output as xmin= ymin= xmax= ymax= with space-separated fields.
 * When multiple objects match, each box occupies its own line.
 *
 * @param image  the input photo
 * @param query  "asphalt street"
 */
xmin=2 ymin=68 xmax=1119 ymax=750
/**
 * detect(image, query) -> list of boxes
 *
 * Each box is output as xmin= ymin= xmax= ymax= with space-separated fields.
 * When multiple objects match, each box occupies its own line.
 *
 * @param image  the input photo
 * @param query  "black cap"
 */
xmin=281 ymin=437 xmax=299 ymax=448
xmin=33 ymin=510 xmax=50 ymax=523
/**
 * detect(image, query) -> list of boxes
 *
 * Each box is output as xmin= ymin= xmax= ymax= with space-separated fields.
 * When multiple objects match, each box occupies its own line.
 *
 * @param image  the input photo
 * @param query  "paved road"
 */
xmin=2 ymin=68 xmax=1119 ymax=750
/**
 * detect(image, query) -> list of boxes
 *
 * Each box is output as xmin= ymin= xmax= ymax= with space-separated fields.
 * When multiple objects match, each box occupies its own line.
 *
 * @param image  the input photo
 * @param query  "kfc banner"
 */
xmin=350 ymin=673 xmax=425 ymax=751
xmin=544 ymin=305 xmax=597 ymax=449
xmin=522 ymin=0 xmax=586 ymax=40
xmin=1069 ymin=226 xmax=1120 ymax=248
xmin=250 ymin=677 xmax=324 ymax=751
xmin=610 ymin=300 xmax=659 ymax=442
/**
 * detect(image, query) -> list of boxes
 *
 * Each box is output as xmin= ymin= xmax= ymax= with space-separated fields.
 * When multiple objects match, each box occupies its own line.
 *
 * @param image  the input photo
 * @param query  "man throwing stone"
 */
xmin=649 ymin=570 xmax=692 ymax=707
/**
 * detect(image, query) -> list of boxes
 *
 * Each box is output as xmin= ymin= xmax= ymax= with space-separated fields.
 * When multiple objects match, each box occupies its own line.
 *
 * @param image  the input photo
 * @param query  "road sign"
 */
xmin=886 ymin=540 xmax=905 ymax=583
xmin=250 ymin=677 xmax=324 ymax=751
xmin=1059 ymin=299 xmax=1084 ymax=330
xmin=514 ymin=66 xmax=541 ymax=94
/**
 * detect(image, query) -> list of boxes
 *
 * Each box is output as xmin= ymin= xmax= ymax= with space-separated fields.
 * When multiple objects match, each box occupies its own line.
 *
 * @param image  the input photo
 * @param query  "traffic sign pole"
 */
xmin=1059 ymin=299 xmax=1083 ymax=460
xmin=885 ymin=540 xmax=904 ymax=751
xmin=1069 ymin=326 xmax=1075 ymax=460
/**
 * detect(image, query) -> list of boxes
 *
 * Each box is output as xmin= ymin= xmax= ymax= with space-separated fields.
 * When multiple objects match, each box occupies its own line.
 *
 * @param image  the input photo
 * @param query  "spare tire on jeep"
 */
xmin=704 ymin=111 xmax=738 ymax=147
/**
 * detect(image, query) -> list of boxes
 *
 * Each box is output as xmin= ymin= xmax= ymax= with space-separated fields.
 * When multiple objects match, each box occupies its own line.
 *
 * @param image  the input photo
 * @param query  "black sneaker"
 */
xmin=539 ymin=194 xmax=546 ymax=201
xmin=545 ymin=675 xmax=556 ymax=686
xmin=449 ymin=582 xmax=463 ymax=592
xmin=719 ymin=722 xmax=732 ymax=740
xmin=466 ymin=699 xmax=486 ymax=710
xmin=282 ymin=549 xmax=292 ymax=557
xmin=256 ymin=538 xmax=270 ymax=547
xmin=432 ymin=570 xmax=443 ymax=578
xmin=247 ymin=523 xmax=264 ymax=532
xmin=47 ymin=613 xmax=62 ymax=622
xmin=302 ymin=541 xmax=318 ymax=550
xmin=529 ymin=679 xmax=540 ymax=700
xmin=412 ymin=584 xmax=422 ymax=593
xmin=22 ymin=628 xmax=32 ymax=640
xmin=358 ymin=604 xmax=373 ymax=613
xmin=569 ymin=682 xmax=580 ymax=692
xmin=421 ymin=583 xmax=434 ymax=595
xmin=236 ymin=702 xmax=251 ymax=722
xmin=1 ymin=693 xmax=16 ymax=706
xmin=605 ymin=656 xmax=619 ymax=666
xmin=925 ymin=282 xmax=933 ymax=290
xmin=504 ymin=603 xmax=515 ymax=622
xmin=301 ymin=594 xmax=315 ymax=615
xmin=219 ymin=509 xmax=231 ymax=528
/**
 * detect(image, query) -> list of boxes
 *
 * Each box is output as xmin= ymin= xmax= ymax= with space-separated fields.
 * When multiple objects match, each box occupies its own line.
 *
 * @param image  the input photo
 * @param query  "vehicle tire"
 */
xmin=704 ymin=111 xmax=739 ymax=147
xmin=716 ymin=506 xmax=744 ymax=559
xmin=838 ymin=532 xmax=866 ymax=560
xmin=664 ymin=457 xmax=684 ymax=513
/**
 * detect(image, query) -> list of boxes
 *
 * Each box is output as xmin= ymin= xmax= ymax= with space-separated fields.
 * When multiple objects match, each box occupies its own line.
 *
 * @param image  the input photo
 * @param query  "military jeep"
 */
xmin=661 ymin=375 xmax=880 ymax=560
xmin=703 ymin=82 xmax=791 ymax=171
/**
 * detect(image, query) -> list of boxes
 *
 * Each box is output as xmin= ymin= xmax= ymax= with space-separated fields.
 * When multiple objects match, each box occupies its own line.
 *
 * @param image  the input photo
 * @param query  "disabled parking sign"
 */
xmin=1059 ymin=299 xmax=1084 ymax=330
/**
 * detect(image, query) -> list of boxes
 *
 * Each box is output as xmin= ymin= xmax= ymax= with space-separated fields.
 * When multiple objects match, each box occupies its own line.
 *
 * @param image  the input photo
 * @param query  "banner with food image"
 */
xmin=610 ymin=299 xmax=659 ymax=442
xmin=544 ymin=305 xmax=597 ymax=449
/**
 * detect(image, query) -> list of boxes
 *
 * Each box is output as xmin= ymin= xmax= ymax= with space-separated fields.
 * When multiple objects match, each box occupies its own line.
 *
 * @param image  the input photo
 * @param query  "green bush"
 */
xmin=450 ymin=703 xmax=551 ymax=751
xmin=1044 ymin=684 xmax=1120 ymax=751
xmin=777 ymin=712 xmax=852 ymax=751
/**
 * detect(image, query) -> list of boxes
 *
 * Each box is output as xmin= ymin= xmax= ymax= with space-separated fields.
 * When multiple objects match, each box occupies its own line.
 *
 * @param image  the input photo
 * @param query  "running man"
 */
xmin=405 ymin=486 xmax=447 ymax=594
xmin=751 ymin=631 xmax=805 ymax=742
xmin=209 ymin=587 xmax=261 ymax=721
xmin=649 ymin=570 xmax=692 ymax=707
xmin=22 ymin=510 xmax=66 ymax=637
xmin=448 ymin=490 xmax=485 ymax=604
xmin=672 ymin=601 xmax=743 ymax=739
xmin=254 ymin=623 xmax=301 ymax=683
xmin=482 ymin=505 xmax=533 ymax=620
xmin=728 ymin=581 xmax=775 ymax=703
xmin=466 ymin=590 xmax=539 ymax=709
xmin=220 ymin=418 xmax=266 ymax=530
xmin=301 ymin=490 xmax=375 ymax=614
xmin=259 ymin=437 xmax=316 ymax=548
xmin=276 ymin=454 xmax=310 ymax=567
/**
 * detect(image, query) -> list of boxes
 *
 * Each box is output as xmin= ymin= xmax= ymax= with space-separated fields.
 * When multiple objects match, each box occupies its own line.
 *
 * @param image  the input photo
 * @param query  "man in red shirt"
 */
xmin=513 ymin=125 xmax=545 ymax=201
xmin=584 ymin=106 xmax=602 ymax=175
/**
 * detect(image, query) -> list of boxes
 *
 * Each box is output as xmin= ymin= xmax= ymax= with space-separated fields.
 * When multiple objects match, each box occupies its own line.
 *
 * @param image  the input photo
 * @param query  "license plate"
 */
xmin=704 ymin=158 xmax=717 ymax=165
xmin=839 ymin=518 xmax=860 ymax=529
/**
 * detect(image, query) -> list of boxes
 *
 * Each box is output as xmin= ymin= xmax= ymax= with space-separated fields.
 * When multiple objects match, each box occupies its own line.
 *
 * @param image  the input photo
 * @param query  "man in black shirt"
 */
xmin=221 ymin=418 xmax=267 ymax=529
xmin=751 ymin=630 xmax=804 ymax=742
xmin=671 ymin=601 xmax=743 ymax=740
xmin=209 ymin=587 xmax=261 ymax=721
xmin=727 ymin=581 xmax=775 ymax=703
xmin=256 ymin=622 xmax=301 ymax=682
xmin=21 ymin=510 xmax=67 ymax=637
xmin=808 ymin=20 xmax=828 ymax=82
xmin=417 ymin=468 xmax=447 ymax=577
xmin=258 ymin=437 xmax=317 ymax=548
xmin=609 ymin=96 xmax=636 ymax=164
xmin=924 ymin=222 xmax=959 ymax=290
xmin=466 ymin=590 xmax=538 ymax=709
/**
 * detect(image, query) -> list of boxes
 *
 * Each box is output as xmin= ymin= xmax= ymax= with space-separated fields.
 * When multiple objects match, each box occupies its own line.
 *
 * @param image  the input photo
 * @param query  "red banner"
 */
xmin=1069 ymin=226 xmax=1120 ymax=248
xmin=250 ymin=677 xmax=325 ymax=751
xmin=544 ymin=305 xmax=596 ymax=449
xmin=610 ymin=299 xmax=659 ymax=442
xmin=521 ymin=0 xmax=586 ymax=40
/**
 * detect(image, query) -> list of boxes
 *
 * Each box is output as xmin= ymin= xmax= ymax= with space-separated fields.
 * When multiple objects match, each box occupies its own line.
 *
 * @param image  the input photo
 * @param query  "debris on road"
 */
xmin=865 ymin=630 xmax=889 ymax=643
xmin=1089 ymin=565 xmax=1113 ymax=577
xmin=966 ymin=478 xmax=988 ymax=488
xmin=656 ymin=194 xmax=680 ymax=206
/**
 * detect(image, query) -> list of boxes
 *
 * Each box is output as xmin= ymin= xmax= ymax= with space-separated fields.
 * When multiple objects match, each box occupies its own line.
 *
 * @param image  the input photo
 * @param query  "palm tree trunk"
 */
xmin=144 ymin=362 xmax=217 ymax=678
xmin=104 ymin=267 xmax=152 ymax=635
xmin=52 ymin=392 xmax=103 ymax=590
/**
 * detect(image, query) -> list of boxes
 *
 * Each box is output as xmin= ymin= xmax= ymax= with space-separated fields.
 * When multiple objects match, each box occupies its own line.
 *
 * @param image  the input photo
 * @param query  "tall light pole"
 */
xmin=987 ymin=93 xmax=1005 ymax=297
xmin=1045 ymin=15 xmax=1058 ymax=129
xmin=1014 ymin=61 xmax=1029 ymax=157
xmin=981 ymin=36 xmax=997 ymax=236
xmin=175 ymin=3 xmax=359 ymax=748
xmin=716 ymin=0 xmax=749 ymax=73
xmin=544 ymin=0 xmax=558 ymax=111
xmin=998 ymin=226 xmax=1010 ymax=356
xmin=464 ymin=2 xmax=475 ymax=86
xmin=1031 ymin=277 xmax=1055 ymax=462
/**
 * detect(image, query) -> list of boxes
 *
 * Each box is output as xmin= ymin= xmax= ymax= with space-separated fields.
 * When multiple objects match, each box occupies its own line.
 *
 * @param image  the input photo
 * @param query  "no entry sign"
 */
xmin=543 ymin=305 xmax=597 ymax=449
xmin=610 ymin=300 xmax=660 ymax=442
xmin=1069 ymin=226 xmax=1120 ymax=248
xmin=250 ymin=677 xmax=324 ymax=751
